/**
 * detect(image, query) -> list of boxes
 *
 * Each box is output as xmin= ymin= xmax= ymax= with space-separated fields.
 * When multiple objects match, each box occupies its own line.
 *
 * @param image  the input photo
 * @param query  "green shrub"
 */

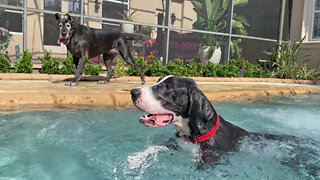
xmin=14 ymin=50 xmax=33 ymax=73
xmin=234 ymin=59 xmax=269 ymax=78
xmin=165 ymin=59 xmax=186 ymax=76
xmin=215 ymin=59 xmax=239 ymax=77
xmin=185 ymin=59 xmax=202 ymax=77
xmin=114 ymin=56 xmax=128 ymax=77
xmin=226 ymin=59 xmax=240 ymax=77
xmin=84 ymin=59 xmax=102 ymax=75
xmin=203 ymin=62 xmax=218 ymax=77
xmin=244 ymin=62 xmax=267 ymax=78
xmin=59 ymin=55 xmax=74 ymax=75
xmin=215 ymin=65 xmax=227 ymax=77
xmin=40 ymin=50 xmax=60 ymax=74
xmin=127 ymin=56 xmax=148 ymax=76
xmin=119 ymin=54 xmax=318 ymax=80
xmin=146 ymin=54 xmax=166 ymax=76
xmin=197 ymin=63 xmax=206 ymax=77
xmin=0 ymin=55 xmax=11 ymax=73
xmin=264 ymin=37 xmax=318 ymax=80
xmin=295 ymin=63 xmax=320 ymax=80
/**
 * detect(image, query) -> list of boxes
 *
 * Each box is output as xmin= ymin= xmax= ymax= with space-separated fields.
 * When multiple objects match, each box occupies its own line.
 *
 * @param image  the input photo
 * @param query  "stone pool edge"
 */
xmin=1 ymin=74 xmax=320 ymax=111
xmin=0 ymin=73 xmax=319 ymax=85
xmin=1 ymin=89 xmax=317 ymax=110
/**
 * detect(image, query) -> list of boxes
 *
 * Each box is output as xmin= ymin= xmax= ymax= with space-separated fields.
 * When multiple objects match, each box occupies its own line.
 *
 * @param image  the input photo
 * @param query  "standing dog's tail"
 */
xmin=122 ymin=33 xmax=144 ymax=41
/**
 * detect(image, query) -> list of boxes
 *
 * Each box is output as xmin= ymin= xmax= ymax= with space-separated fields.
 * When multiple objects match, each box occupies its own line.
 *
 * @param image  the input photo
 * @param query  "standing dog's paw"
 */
xmin=141 ymin=80 xmax=146 ymax=85
xmin=97 ymin=80 xmax=109 ymax=84
xmin=65 ymin=81 xmax=77 ymax=86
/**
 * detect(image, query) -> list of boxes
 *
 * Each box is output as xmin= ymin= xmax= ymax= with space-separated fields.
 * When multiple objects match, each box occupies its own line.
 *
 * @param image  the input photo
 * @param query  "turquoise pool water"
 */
xmin=0 ymin=95 xmax=320 ymax=180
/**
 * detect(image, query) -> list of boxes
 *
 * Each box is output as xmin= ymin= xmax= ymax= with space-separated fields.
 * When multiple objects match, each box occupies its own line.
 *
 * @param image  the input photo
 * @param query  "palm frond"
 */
xmin=205 ymin=0 xmax=213 ymax=20
xmin=210 ymin=0 xmax=221 ymax=21
xmin=233 ymin=13 xmax=250 ymax=27
xmin=234 ymin=0 xmax=248 ymax=7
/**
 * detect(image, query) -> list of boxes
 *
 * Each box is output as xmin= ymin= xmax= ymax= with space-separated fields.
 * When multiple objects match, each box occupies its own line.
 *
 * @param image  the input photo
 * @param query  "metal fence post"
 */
xmin=23 ymin=0 xmax=27 ymax=51
xmin=81 ymin=0 xmax=84 ymax=24
xmin=225 ymin=0 xmax=234 ymax=64
xmin=278 ymin=0 xmax=286 ymax=44
xmin=164 ymin=0 xmax=171 ymax=65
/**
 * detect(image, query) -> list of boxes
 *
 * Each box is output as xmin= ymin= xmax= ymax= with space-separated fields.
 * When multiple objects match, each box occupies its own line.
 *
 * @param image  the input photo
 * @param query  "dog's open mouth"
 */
xmin=57 ymin=37 xmax=68 ymax=44
xmin=140 ymin=114 xmax=174 ymax=128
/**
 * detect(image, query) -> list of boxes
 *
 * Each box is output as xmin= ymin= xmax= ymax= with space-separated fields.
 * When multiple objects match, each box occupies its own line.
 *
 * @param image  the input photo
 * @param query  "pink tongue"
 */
xmin=57 ymin=38 xmax=66 ymax=44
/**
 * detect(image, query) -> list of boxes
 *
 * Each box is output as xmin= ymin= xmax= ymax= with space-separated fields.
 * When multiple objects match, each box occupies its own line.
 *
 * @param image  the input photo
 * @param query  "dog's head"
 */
xmin=131 ymin=76 xmax=216 ymax=137
xmin=55 ymin=13 xmax=74 ymax=44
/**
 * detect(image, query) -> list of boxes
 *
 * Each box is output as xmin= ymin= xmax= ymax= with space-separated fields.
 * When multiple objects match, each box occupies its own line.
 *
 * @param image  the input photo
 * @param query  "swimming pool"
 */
xmin=0 ymin=95 xmax=319 ymax=179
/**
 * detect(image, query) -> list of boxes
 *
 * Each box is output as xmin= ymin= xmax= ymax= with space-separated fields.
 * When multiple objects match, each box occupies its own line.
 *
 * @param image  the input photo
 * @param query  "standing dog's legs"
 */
xmin=66 ymin=52 xmax=87 ymax=86
xmin=73 ymin=57 xmax=79 ymax=75
xmin=117 ymin=38 xmax=146 ymax=84
xmin=98 ymin=53 xmax=116 ymax=84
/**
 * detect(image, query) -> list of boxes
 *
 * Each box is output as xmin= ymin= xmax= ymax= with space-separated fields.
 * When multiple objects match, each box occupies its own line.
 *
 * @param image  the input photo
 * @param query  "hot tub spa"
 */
xmin=0 ymin=95 xmax=319 ymax=179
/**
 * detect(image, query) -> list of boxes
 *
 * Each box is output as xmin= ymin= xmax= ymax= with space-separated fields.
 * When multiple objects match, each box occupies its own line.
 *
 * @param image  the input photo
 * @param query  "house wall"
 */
xmin=6 ymin=0 xmax=104 ymax=60
xmin=5 ymin=0 xmax=197 ymax=60
xmin=291 ymin=0 xmax=320 ymax=70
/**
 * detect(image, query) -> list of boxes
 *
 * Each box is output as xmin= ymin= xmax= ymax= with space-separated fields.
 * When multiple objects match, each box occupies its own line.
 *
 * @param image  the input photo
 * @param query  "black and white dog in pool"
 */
xmin=130 ymin=75 xmax=251 ymax=164
xmin=130 ymin=75 xmax=320 ymax=172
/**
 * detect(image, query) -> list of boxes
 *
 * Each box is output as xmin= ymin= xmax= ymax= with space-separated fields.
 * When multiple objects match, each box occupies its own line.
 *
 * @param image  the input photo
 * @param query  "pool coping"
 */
xmin=0 ymin=73 xmax=320 ymax=111
xmin=0 ymin=73 xmax=319 ymax=85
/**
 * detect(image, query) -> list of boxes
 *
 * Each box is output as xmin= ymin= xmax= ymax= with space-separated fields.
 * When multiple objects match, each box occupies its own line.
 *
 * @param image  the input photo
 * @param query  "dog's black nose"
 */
xmin=61 ymin=32 xmax=67 ymax=36
xmin=130 ymin=88 xmax=141 ymax=101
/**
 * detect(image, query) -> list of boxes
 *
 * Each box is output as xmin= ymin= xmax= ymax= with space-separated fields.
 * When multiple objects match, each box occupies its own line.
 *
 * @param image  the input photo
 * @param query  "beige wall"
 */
xmin=5 ymin=0 xmax=197 ymax=60
xmin=291 ymin=0 xmax=320 ymax=70
xmin=6 ymin=33 xmax=23 ymax=59
xmin=7 ymin=0 xmax=45 ymax=59
xmin=131 ymin=0 xmax=196 ymax=29
xmin=131 ymin=0 xmax=166 ymax=25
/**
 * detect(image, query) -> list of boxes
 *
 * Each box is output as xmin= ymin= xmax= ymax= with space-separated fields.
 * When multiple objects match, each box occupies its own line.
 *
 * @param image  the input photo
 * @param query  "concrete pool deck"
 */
xmin=0 ymin=73 xmax=320 ymax=110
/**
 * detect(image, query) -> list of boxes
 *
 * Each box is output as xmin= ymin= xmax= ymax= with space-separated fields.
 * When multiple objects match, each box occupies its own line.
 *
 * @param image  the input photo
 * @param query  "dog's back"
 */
xmin=55 ymin=13 xmax=146 ymax=85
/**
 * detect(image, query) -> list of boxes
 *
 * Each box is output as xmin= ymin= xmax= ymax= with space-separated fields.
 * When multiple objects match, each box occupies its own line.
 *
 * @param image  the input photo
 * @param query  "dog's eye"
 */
xmin=66 ymin=24 xmax=71 ymax=28
xmin=59 ymin=24 xmax=62 ymax=28
xmin=164 ymin=84 xmax=172 ymax=90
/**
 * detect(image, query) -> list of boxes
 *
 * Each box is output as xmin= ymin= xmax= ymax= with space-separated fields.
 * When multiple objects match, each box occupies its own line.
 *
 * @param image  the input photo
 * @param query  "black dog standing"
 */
xmin=55 ymin=13 xmax=146 ymax=86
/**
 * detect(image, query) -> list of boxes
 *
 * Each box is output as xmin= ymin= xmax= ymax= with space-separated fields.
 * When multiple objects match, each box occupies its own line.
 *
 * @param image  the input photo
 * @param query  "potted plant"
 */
xmin=191 ymin=0 xmax=249 ymax=65
xmin=237 ymin=58 xmax=246 ymax=77
xmin=119 ymin=10 xmax=137 ymax=33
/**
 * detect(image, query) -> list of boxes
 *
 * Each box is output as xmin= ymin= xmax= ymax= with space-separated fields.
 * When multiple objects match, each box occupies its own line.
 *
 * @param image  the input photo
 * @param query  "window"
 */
xmin=0 ymin=0 xmax=23 ymax=33
xmin=0 ymin=9 xmax=23 ymax=33
xmin=43 ymin=0 xmax=61 ymax=45
xmin=313 ymin=0 xmax=320 ymax=39
xmin=68 ymin=0 xmax=81 ymax=23
xmin=44 ymin=0 xmax=61 ymax=11
xmin=0 ymin=0 xmax=22 ymax=6
xmin=102 ymin=0 xmax=129 ymax=31
xmin=69 ymin=0 xmax=81 ymax=14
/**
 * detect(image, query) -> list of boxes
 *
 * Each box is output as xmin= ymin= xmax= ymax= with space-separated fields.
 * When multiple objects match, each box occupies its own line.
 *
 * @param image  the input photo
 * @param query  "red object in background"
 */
xmin=91 ymin=55 xmax=103 ymax=64
xmin=142 ymin=39 xmax=156 ymax=64
xmin=89 ymin=33 xmax=199 ymax=66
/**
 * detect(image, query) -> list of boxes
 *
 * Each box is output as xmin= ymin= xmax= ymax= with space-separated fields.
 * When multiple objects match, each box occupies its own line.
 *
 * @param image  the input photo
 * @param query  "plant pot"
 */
xmin=239 ymin=68 xmax=245 ymax=77
xmin=198 ymin=46 xmax=222 ymax=65
xmin=121 ymin=23 xmax=134 ymax=33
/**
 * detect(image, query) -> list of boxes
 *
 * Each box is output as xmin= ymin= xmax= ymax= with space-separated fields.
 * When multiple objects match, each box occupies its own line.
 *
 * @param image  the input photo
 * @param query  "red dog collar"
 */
xmin=183 ymin=113 xmax=220 ymax=143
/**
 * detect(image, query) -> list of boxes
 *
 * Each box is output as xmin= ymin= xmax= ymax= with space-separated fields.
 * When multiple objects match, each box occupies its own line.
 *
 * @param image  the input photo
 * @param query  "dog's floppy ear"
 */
xmin=63 ymin=13 xmax=73 ymax=22
xmin=157 ymin=76 xmax=164 ymax=83
xmin=55 ymin=13 xmax=61 ymax=22
xmin=187 ymin=80 xmax=215 ymax=137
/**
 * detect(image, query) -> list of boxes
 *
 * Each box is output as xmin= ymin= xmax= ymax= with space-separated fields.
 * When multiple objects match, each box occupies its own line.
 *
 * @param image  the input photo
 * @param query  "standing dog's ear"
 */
xmin=63 ymin=14 xmax=73 ymax=22
xmin=55 ymin=13 xmax=61 ymax=22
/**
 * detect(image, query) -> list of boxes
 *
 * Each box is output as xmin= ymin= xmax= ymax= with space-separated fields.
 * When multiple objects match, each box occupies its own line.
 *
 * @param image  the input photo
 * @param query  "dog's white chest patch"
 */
xmin=173 ymin=116 xmax=191 ymax=136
